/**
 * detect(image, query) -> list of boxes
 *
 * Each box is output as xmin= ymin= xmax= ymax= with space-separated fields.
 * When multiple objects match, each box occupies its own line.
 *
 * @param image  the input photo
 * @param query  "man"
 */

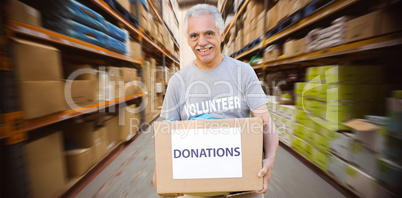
xmin=153 ymin=4 xmax=278 ymax=198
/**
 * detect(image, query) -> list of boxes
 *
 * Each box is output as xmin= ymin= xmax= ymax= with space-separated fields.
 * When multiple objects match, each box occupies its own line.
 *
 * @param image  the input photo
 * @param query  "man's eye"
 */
xmin=207 ymin=32 xmax=214 ymax=36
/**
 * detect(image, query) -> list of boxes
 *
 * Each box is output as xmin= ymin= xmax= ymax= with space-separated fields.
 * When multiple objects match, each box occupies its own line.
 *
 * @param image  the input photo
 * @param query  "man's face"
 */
xmin=187 ymin=14 xmax=223 ymax=66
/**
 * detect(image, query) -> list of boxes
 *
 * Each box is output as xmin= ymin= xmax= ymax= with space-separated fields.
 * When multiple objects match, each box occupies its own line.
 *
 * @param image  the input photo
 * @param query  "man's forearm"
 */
xmin=252 ymin=105 xmax=279 ymax=160
xmin=263 ymin=114 xmax=279 ymax=159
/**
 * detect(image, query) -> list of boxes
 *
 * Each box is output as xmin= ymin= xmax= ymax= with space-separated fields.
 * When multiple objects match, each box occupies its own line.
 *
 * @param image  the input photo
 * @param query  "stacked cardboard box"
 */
xmin=243 ymin=0 xmax=265 ymax=45
xmin=10 ymin=0 xmax=42 ymax=27
xmin=63 ymin=63 xmax=97 ymax=108
xmin=119 ymin=104 xmax=142 ymax=141
xmin=143 ymin=59 xmax=159 ymax=123
xmin=306 ymin=17 xmax=347 ymax=52
xmin=24 ymin=131 xmax=67 ymax=198
xmin=63 ymin=122 xmax=109 ymax=165
xmin=12 ymin=38 xmax=66 ymax=119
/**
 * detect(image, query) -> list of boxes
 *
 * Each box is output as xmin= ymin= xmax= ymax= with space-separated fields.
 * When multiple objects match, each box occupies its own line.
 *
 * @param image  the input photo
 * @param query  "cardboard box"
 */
xmin=350 ymin=141 xmax=377 ymax=177
xmin=343 ymin=119 xmax=387 ymax=153
xmin=62 ymin=63 xmax=96 ymax=81
xmin=119 ymin=105 xmax=141 ymax=141
xmin=63 ymin=123 xmax=108 ymax=163
xmin=376 ymin=157 xmax=402 ymax=195
xmin=328 ymin=154 xmax=347 ymax=184
xmin=153 ymin=118 xmax=263 ymax=194
xmin=116 ymin=0 xmax=130 ymax=11
xmin=263 ymin=45 xmax=280 ymax=62
xmin=293 ymin=37 xmax=306 ymax=56
xmin=25 ymin=131 xmax=67 ymax=198
xmin=130 ymin=40 xmax=142 ymax=60
xmin=345 ymin=10 xmax=381 ymax=43
xmin=65 ymin=148 xmax=93 ymax=178
xmin=311 ymin=146 xmax=328 ymax=172
xmin=283 ymin=39 xmax=295 ymax=57
xmin=329 ymin=132 xmax=354 ymax=161
xmin=65 ymin=80 xmax=96 ymax=108
xmin=19 ymin=81 xmax=66 ymax=119
xmin=12 ymin=38 xmax=62 ymax=81
xmin=266 ymin=4 xmax=278 ymax=31
xmin=92 ymin=127 xmax=109 ymax=162
xmin=344 ymin=164 xmax=391 ymax=198
xmin=381 ymin=6 xmax=402 ymax=35
xmin=105 ymin=116 xmax=120 ymax=146
xmin=122 ymin=67 xmax=137 ymax=82
xmin=10 ymin=0 xmax=41 ymax=27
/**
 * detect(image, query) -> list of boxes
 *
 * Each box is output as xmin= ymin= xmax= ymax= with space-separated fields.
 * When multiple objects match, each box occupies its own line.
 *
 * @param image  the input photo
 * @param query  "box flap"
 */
xmin=343 ymin=119 xmax=378 ymax=131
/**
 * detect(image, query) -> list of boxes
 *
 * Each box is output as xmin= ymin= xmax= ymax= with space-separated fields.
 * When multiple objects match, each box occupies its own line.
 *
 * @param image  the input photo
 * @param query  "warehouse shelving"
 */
xmin=223 ymin=0 xmax=250 ymax=39
xmin=8 ymin=19 xmax=142 ymax=65
xmin=24 ymin=93 xmax=143 ymax=132
xmin=223 ymin=0 xmax=402 ymax=197
xmin=263 ymin=0 xmax=359 ymax=47
xmin=220 ymin=0 xmax=228 ymax=13
xmin=263 ymin=33 xmax=402 ymax=67
xmin=1 ymin=0 xmax=181 ymax=197
xmin=147 ymin=0 xmax=180 ymax=50
xmin=234 ymin=40 xmax=264 ymax=59
xmin=229 ymin=0 xmax=359 ymax=60
xmin=91 ymin=0 xmax=179 ymax=65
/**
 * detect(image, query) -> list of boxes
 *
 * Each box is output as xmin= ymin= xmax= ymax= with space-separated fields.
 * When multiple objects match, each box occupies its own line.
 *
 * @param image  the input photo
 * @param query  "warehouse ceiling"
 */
xmin=177 ymin=0 xmax=218 ymax=8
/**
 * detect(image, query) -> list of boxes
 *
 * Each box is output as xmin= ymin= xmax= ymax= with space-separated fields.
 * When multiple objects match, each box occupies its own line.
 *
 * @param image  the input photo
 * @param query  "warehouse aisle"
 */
xmin=73 ymin=118 xmax=346 ymax=198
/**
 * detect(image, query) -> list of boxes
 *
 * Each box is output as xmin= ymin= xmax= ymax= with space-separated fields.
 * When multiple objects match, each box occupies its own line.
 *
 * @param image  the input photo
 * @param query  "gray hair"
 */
xmin=184 ymin=4 xmax=225 ymax=35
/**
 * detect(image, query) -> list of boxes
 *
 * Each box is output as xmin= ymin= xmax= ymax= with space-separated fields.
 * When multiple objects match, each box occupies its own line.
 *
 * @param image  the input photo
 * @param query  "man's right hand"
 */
xmin=153 ymin=170 xmax=184 ymax=197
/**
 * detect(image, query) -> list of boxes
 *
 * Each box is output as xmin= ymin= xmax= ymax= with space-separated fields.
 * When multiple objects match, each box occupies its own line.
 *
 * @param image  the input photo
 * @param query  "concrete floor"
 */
xmin=73 ymin=118 xmax=347 ymax=198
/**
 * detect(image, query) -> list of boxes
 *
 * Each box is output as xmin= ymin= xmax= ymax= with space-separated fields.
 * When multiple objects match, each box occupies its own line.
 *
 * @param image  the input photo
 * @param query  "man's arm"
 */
xmin=252 ymin=104 xmax=279 ymax=194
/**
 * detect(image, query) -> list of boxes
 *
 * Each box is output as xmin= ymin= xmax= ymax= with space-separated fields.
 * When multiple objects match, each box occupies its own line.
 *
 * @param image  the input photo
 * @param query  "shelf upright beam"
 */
xmin=223 ymin=0 xmax=251 ymax=39
xmin=1 ymin=2 xmax=31 ymax=198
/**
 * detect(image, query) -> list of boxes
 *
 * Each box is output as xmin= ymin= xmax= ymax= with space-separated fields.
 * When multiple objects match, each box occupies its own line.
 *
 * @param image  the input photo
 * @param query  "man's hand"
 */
xmin=153 ymin=170 xmax=183 ymax=197
xmin=256 ymin=157 xmax=274 ymax=194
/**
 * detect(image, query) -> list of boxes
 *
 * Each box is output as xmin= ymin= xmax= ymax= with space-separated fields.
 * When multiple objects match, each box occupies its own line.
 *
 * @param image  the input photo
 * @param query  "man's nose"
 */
xmin=198 ymin=34 xmax=207 ymax=46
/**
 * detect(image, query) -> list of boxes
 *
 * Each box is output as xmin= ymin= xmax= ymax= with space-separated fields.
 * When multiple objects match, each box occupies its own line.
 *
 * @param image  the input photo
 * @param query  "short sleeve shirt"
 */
xmin=160 ymin=55 xmax=268 ymax=120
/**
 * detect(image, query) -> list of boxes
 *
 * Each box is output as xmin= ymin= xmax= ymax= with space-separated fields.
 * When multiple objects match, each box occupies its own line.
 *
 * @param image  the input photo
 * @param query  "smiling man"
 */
xmin=154 ymin=4 xmax=279 ymax=198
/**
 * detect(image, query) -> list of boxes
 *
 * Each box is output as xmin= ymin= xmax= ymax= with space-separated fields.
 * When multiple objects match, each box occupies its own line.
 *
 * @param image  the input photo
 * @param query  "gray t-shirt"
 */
xmin=160 ymin=55 xmax=268 ymax=120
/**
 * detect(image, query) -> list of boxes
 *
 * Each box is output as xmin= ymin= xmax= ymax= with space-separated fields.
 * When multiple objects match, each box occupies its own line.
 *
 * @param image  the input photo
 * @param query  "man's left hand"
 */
xmin=256 ymin=157 xmax=274 ymax=194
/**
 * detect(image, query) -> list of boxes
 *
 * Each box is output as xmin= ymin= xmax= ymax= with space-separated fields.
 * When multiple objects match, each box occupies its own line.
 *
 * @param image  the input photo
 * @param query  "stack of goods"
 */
xmin=42 ymin=0 xmax=127 ymax=54
xmin=306 ymin=17 xmax=348 ymax=52
xmin=279 ymin=65 xmax=398 ymax=197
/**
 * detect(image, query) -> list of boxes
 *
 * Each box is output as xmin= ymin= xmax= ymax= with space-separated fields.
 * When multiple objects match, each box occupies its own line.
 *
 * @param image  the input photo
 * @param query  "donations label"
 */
xmin=171 ymin=127 xmax=243 ymax=179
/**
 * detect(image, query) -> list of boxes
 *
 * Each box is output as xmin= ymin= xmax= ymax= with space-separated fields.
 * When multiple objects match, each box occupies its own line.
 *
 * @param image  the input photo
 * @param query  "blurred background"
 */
xmin=1 ymin=0 xmax=402 ymax=197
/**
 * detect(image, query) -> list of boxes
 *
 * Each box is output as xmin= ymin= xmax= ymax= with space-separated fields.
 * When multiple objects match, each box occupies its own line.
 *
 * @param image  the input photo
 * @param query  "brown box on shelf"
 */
xmin=65 ymin=148 xmax=93 ymax=178
xmin=264 ymin=45 xmax=281 ymax=62
xmin=293 ymin=37 xmax=306 ymax=56
xmin=345 ymin=10 xmax=381 ymax=43
xmin=12 ymin=38 xmax=62 ymax=81
xmin=10 ymin=0 xmax=41 ymax=27
xmin=105 ymin=116 xmax=121 ymax=147
xmin=125 ymin=81 xmax=142 ymax=96
xmin=277 ymin=0 xmax=290 ymax=23
xmin=65 ymin=80 xmax=96 ymax=108
xmin=19 ymin=81 xmax=66 ymax=119
xmin=120 ymin=104 xmax=141 ymax=142
xmin=122 ymin=67 xmax=137 ymax=82
xmin=25 ymin=131 xmax=67 ymax=198
xmin=116 ymin=0 xmax=130 ymax=12
xmin=266 ymin=4 xmax=278 ymax=31
xmin=380 ymin=7 xmax=402 ymax=35
xmin=283 ymin=39 xmax=295 ymax=57
xmin=63 ymin=63 xmax=96 ymax=81
xmin=288 ymin=0 xmax=306 ymax=14
xmin=130 ymin=40 xmax=142 ymax=60
xmin=153 ymin=118 xmax=263 ymax=194
xmin=63 ymin=122 xmax=109 ymax=164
